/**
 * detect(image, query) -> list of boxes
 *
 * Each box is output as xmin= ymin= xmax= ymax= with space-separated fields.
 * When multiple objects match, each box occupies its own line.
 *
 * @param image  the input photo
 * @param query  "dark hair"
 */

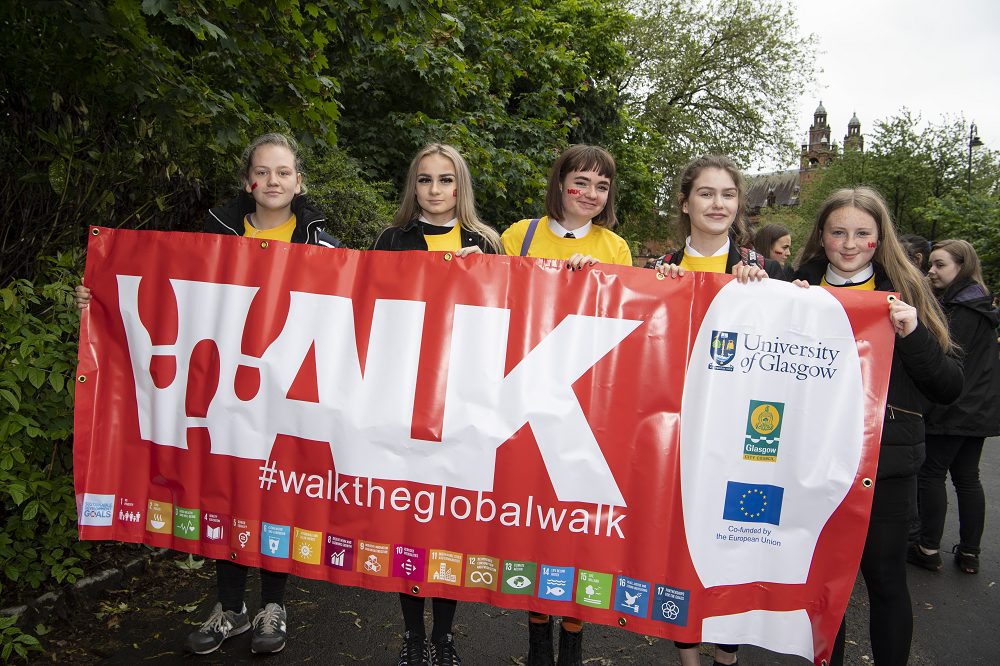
xmin=900 ymin=234 xmax=931 ymax=273
xmin=675 ymin=155 xmax=749 ymax=247
xmin=545 ymin=145 xmax=617 ymax=228
xmin=754 ymin=224 xmax=791 ymax=258
xmin=239 ymin=132 xmax=307 ymax=194
xmin=930 ymin=239 xmax=986 ymax=293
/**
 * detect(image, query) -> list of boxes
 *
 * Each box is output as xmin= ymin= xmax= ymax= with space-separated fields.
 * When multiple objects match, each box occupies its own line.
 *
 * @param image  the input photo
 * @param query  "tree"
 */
xmin=620 ymin=0 xmax=817 ymax=190
xmin=918 ymin=194 xmax=1000 ymax=292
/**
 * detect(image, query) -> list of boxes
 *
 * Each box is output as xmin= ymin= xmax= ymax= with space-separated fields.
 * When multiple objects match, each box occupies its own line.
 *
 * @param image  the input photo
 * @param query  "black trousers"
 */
xmin=216 ymin=559 xmax=289 ymax=612
xmin=917 ymin=434 xmax=986 ymax=554
xmin=831 ymin=476 xmax=914 ymax=666
xmin=399 ymin=593 xmax=457 ymax=643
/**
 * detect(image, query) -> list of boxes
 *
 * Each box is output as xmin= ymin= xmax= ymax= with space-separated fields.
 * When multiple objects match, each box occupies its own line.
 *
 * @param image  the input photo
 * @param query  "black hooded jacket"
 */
xmin=794 ymin=257 xmax=964 ymax=479
xmin=924 ymin=278 xmax=1000 ymax=437
xmin=204 ymin=191 xmax=344 ymax=248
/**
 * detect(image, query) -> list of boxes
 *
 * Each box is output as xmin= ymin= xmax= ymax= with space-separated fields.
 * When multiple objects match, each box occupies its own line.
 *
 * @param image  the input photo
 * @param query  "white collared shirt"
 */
xmin=825 ymin=263 xmax=874 ymax=285
xmin=685 ymin=236 xmax=730 ymax=257
xmin=549 ymin=218 xmax=592 ymax=239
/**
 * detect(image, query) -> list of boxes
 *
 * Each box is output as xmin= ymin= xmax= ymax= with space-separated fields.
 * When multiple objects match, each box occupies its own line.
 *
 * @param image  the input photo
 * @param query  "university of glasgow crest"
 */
xmin=709 ymin=331 xmax=737 ymax=371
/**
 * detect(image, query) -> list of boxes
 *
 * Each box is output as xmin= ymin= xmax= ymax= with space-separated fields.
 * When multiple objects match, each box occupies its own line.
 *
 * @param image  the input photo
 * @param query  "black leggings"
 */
xmin=918 ymin=434 xmax=986 ymax=554
xmin=216 ymin=559 xmax=289 ymax=612
xmin=400 ymin=593 xmax=457 ymax=643
xmin=830 ymin=517 xmax=912 ymax=666
xmin=674 ymin=642 xmax=738 ymax=652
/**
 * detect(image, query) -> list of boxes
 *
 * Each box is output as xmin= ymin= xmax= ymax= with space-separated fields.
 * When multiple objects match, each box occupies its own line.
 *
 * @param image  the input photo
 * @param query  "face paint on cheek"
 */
xmin=566 ymin=189 xmax=582 ymax=195
xmin=453 ymin=189 xmax=457 ymax=197
xmin=868 ymin=242 xmax=877 ymax=248
xmin=251 ymin=182 xmax=258 ymax=191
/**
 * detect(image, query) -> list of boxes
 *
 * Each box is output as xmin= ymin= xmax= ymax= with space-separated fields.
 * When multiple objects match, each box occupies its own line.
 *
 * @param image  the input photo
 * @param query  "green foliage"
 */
xmin=0 ymin=254 xmax=89 ymax=602
xmin=0 ymin=615 xmax=42 ymax=662
xmin=622 ymin=0 xmax=817 ymax=188
xmin=918 ymin=193 xmax=1000 ymax=293
xmin=305 ymin=148 xmax=396 ymax=250
xmin=800 ymin=110 xmax=1000 ymax=239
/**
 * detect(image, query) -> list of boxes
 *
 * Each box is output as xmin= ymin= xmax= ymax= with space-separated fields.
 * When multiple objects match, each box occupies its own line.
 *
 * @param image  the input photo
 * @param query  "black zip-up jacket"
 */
xmin=924 ymin=278 xmax=1000 ymax=437
xmin=647 ymin=243 xmax=787 ymax=280
xmin=369 ymin=218 xmax=499 ymax=253
xmin=205 ymin=191 xmax=344 ymax=248
xmin=794 ymin=258 xmax=964 ymax=479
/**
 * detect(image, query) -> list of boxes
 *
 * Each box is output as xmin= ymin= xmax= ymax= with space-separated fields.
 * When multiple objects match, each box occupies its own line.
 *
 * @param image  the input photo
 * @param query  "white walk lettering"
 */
xmin=117 ymin=277 xmax=641 ymax=506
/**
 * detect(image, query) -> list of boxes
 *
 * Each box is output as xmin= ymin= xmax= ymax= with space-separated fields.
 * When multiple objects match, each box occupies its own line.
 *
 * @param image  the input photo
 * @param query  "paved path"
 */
xmin=76 ymin=439 xmax=999 ymax=665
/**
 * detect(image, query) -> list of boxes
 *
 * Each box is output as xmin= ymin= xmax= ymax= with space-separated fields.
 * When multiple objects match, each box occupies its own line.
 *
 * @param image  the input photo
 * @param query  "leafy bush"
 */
xmin=1 ymin=253 xmax=89 ymax=602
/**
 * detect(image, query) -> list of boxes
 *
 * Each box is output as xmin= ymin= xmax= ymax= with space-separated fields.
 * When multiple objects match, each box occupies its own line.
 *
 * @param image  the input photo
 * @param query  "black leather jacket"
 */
xmin=370 ymin=218 xmax=499 ymax=253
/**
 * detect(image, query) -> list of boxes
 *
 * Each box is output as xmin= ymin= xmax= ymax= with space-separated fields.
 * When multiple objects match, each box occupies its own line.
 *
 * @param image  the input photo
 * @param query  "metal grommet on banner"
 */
xmin=887 ymin=295 xmax=896 ymax=303
xmin=821 ymin=661 xmax=828 ymax=666
xmin=230 ymin=552 xmax=237 ymax=561
xmin=655 ymin=273 xmax=665 ymax=280
xmin=78 ymin=375 xmax=86 ymax=383
xmin=410 ymin=585 xmax=420 ymax=595
xmin=443 ymin=253 xmax=453 ymax=261
xmin=618 ymin=617 xmax=627 ymax=627
xmin=260 ymin=241 xmax=268 ymax=249
xmin=862 ymin=478 xmax=873 ymax=488
xmin=91 ymin=228 xmax=100 ymax=236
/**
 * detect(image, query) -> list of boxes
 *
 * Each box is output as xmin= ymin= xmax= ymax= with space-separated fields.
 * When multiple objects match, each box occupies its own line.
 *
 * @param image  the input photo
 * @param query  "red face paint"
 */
xmin=566 ymin=189 xmax=582 ymax=195
xmin=251 ymin=182 xmax=258 ymax=191
xmin=453 ymin=189 xmax=457 ymax=197
xmin=868 ymin=242 xmax=877 ymax=248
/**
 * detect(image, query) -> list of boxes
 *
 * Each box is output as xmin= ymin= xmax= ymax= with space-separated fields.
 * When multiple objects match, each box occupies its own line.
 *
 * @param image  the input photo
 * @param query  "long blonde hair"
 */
xmin=799 ymin=187 xmax=953 ymax=353
xmin=389 ymin=144 xmax=501 ymax=252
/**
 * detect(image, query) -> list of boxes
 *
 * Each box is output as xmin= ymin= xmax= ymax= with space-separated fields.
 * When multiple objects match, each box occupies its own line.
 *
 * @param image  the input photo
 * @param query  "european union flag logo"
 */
xmin=722 ymin=482 xmax=784 ymax=525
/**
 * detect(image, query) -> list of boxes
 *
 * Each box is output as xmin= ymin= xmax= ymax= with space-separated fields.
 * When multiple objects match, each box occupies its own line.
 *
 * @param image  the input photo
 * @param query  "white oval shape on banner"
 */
xmin=680 ymin=279 xmax=864 ymax=588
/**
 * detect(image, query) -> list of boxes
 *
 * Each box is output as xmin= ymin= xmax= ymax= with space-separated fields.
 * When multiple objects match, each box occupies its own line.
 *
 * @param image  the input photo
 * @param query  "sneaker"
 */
xmin=952 ymin=544 xmax=980 ymax=574
xmin=907 ymin=543 xmax=942 ymax=571
xmin=183 ymin=602 xmax=250 ymax=654
xmin=398 ymin=631 xmax=430 ymax=666
xmin=430 ymin=633 xmax=461 ymax=666
xmin=251 ymin=603 xmax=287 ymax=654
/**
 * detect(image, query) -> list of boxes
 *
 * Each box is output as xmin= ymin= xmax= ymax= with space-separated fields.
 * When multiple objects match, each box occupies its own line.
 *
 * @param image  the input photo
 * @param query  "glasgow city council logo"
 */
xmin=708 ymin=331 xmax=737 ymax=371
xmin=743 ymin=400 xmax=784 ymax=462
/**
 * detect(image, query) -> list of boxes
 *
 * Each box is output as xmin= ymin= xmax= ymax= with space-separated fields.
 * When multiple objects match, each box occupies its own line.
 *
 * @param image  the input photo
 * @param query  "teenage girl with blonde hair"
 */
xmin=792 ymin=187 xmax=963 ymax=666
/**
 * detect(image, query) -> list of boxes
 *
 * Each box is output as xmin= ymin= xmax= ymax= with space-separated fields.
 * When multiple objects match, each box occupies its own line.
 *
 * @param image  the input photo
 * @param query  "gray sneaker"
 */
xmin=251 ymin=603 xmax=287 ymax=654
xmin=184 ymin=602 xmax=250 ymax=654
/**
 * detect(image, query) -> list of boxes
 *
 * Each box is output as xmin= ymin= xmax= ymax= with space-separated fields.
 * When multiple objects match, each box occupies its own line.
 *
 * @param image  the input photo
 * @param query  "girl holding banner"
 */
xmin=76 ymin=133 xmax=344 ymax=656
xmin=792 ymin=187 xmax=963 ymax=666
xmin=371 ymin=143 xmax=502 ymax=666
xmin=501 ymin=144 xmax=631 ymax=666
xmin=910 ymin=239 xmax=999 ymax=575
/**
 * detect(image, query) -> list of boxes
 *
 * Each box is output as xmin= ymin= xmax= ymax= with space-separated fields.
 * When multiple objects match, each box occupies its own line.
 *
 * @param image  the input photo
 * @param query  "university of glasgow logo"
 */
xmin=708 ymin=331 xmax=737 ymax=371
xmin=743 ymin=400 xmax=784 ymax=462
xmin=722 ymin=481 xmax=784 ymax=525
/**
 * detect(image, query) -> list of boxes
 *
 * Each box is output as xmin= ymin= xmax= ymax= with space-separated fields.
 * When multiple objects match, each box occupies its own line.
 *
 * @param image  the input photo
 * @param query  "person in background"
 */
xmin=900 ymin=234 xmax=931 ymax=274
xmin=792 ymin=187 xmax=963 ymax=666
xmin=502 ymin=144 xmax=630 ymax=666
xmin=753 ymin=222 xmax=793 ymax=279
xmin=909 ymin=239 xmax=999 ymax=575
xmin=76 ymin=132 xmax=344 ymax=655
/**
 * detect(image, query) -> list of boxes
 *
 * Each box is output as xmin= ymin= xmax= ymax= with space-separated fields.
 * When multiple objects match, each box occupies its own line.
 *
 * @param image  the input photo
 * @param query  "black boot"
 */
xmin=556 ymin=624 xmax=583 ymax=666
xmin=527 ymin=617 xmax=554 ymax=666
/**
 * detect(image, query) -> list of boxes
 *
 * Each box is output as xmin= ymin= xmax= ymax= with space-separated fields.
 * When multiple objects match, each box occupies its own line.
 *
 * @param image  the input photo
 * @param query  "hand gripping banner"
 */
xmin=74 ymin=228 xmax=895 ymax=663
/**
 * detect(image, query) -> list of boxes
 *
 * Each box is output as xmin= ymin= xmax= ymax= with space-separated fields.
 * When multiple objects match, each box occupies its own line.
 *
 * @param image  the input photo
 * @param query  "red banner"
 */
xmin=74 ymin=228 xmax=895 ymax=663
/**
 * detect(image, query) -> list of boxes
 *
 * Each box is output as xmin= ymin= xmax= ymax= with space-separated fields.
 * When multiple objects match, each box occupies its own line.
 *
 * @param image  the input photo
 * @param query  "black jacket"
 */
xmin=205 ymin=191 xmax=344 ymax=248
xmin=794 ymin=258 xmax=964 ymax=479
xmin=369 ymin=218 xmax=500 ymax=253
xmin=924 ymin=278 xmax=1000 ymax=437
xmin=648 ymin=244 xmax=787 ymax=280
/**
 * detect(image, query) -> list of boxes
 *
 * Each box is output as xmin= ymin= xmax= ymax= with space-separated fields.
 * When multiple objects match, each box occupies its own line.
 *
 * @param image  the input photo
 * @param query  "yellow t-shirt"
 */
xmin=679 ymin=253 xmax=728 ymax=274
xmin=501 ymin=216 xmax=632 ymax=265
xmin=821 ymin=274 xmax=876 ymax=290
xmin=424 ymin=224 xmax=463 ymax=252
xmin=243 ymin=214 xmax=296 ymax=242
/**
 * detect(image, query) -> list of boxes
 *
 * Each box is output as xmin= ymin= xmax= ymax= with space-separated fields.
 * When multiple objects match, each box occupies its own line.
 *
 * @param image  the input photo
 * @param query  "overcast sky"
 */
xmin=760 ymin=0 xmax=999 ymax=172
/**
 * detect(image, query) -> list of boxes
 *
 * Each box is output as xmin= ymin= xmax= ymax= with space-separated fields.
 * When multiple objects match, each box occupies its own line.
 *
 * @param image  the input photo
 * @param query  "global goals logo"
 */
xmin=79 ymin=493 xmax=116 ymax=526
